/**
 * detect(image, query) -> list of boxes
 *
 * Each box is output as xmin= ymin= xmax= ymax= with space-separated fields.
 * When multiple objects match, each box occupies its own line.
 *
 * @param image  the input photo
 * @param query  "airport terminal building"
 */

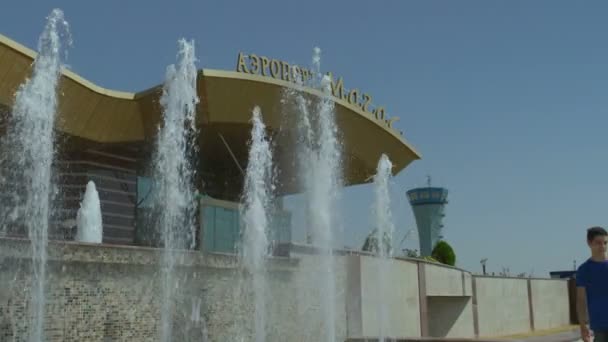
xmin=0 ymin=34 xmax=420 ymax=252
xmin=0 ymin=32 xmax=578 ymax=342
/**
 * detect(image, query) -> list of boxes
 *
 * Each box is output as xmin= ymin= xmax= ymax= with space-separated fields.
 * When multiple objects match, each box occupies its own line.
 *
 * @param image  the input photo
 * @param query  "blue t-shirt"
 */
xmin=577 ymin=259 xmax=608 ymax=331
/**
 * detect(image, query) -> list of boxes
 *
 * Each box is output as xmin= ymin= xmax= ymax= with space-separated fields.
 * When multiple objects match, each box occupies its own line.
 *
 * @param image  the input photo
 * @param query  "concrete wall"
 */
xmin=474 ymin=277 xmax=531 ymax=337
xmin=423 ymin=262 xmax=475 ymax=338
xmin=0 ymin=238 xmax=572 ymax=341
xmin=346 ymin=255 xmax=420 ymax=339
xmin=424 ymin=262 xmax=473 ymax=297
xmin=428 ymin=297 xmax=474 ymax=338
xmin=530 ymin=279 xmax=570 ymax=330
xmin=288 ymin=254 xmax=348 ymax=341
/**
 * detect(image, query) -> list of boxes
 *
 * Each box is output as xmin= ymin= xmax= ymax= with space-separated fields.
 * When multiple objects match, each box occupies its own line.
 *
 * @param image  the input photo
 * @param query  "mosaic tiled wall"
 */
xmin=0 ymin=239 xmax=347 ymax=342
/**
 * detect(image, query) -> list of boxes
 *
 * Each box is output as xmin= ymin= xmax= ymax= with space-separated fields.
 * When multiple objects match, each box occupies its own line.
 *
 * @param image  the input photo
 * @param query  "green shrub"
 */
xmin=431 ymin=240 xmax=456 ymax=266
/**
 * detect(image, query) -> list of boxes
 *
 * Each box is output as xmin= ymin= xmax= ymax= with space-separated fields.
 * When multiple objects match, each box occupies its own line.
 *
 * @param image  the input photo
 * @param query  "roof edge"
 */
xmin=0 ymin=34 xmax=135 ymax=100
xmin=0 ymin=33 xmax=422 ymax=162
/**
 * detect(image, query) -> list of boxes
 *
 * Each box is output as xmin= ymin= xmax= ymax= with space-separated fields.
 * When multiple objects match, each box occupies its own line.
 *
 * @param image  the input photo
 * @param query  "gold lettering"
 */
xmin=361 ymin=93 xmax=372 ymax=112
xmin=236 ymin=52 xmax=249 ymax=73
xmin=291 ymin=66 xmax=302 ymax=83
xmin=327 ymin=73 xmax=344 ymax=99
xmin=301 ymin=69 xmax=309 ymax=82
xmin=281 ymin=61 xmax=291 ymax=82
xmin=348 ymin=89 xmax=359 ymax=105
xmin=386 ymin=117 xmax=400 ymax=128
xmin=374 ymin=107 xmax=386 ymax=120
xmin=236 ymin=53 xmax=397 ymax=133
xmin=261 ymin=57 xmax=270 ymax=76
xmin=270 ymin=59 xmax=281 ymax=78
xmin=249 ymin=54 xmax=260 ymax=74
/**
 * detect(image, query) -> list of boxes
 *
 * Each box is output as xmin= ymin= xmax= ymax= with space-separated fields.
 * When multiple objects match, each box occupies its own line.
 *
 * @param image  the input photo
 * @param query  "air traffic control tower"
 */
xmin=406 ymin=178 xmax=449 ymax=257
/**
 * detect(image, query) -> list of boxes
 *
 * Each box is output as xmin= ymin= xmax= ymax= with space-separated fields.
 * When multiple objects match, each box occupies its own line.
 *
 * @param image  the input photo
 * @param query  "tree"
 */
xmin=431 ymin=240 xmax=456 ymax=266
xmin=403 ymin=248 xmax=419 ymax=258
xmin=362 ymin=228 xmax=392 ymax=256
xmin=402 ymin=249 xmax=439 ymax=263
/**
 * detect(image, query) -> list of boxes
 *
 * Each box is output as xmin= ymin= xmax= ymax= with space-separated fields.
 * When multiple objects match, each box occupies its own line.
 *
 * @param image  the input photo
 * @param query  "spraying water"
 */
xmin=0 ymin=9 xmax=70 ymax=342
xmin=75 ymin=181 xmax=103 ymax=244
xmin=286 ymin=47 xmax=342 ymax=342
xmin=152 ymin=39 xmax=199 ymax=342
xmin=372 ymin=154 xmax=395 ymax=341
xmin=311 ymin=60 xmax=341 ymax=342
xmin=240 ymin=106 xmax=273 ymax=342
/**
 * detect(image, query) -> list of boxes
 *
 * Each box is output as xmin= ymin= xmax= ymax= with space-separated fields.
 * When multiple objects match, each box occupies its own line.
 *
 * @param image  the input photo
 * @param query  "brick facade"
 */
xmin=0 ymin=238 xmax=346 ymax=342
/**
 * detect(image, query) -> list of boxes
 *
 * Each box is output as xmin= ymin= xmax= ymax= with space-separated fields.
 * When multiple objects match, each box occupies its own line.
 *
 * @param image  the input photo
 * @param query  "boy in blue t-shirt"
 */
xmin=577 ymin=226 xmax=608 ymax=342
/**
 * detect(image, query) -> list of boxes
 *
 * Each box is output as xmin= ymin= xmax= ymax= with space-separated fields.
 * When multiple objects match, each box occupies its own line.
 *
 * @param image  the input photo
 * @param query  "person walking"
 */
xmin=577 ymin=226 xmax=608 ymax=342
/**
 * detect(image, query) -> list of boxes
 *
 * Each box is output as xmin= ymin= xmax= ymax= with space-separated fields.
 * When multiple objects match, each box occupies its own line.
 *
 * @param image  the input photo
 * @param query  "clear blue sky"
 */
xmin=3 ymin=0 xmax=607 ymax=276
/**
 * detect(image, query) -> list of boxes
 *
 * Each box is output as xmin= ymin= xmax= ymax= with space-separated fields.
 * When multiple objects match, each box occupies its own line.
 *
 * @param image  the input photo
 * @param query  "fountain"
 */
xmin=0 ymin=9 xmax=70 ymax=342
xmin=240 ymin=106 xmax=274 ymax=342
xmin=151 ymin=38 xmax=199 ymax=342
xmin=311 ymin=56 xmax=342 ymax=342
xmin=75 ymin=181 xmax=103 ymax=244
xmin=2 ymin=11 xmax=418 ymax=342
xmin=286 ymin=47 xmax=342 ymax=342
xmin=372 ymin=154 xmax=395 ymax=341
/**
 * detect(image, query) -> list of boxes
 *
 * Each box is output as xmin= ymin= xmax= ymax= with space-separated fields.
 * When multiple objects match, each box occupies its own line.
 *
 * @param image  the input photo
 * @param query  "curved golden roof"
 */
xmin=0 ymin=33 xmax=420 ymax=194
